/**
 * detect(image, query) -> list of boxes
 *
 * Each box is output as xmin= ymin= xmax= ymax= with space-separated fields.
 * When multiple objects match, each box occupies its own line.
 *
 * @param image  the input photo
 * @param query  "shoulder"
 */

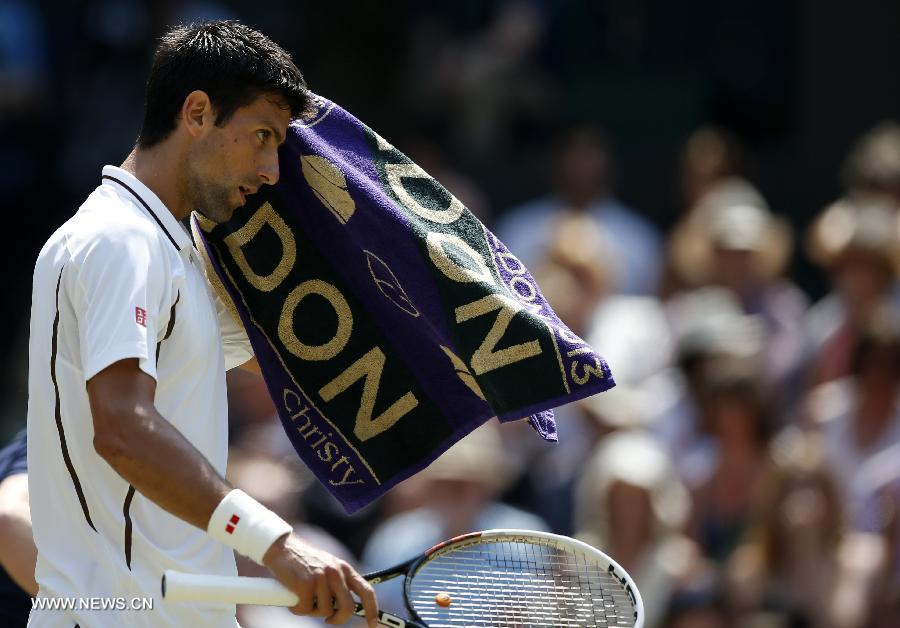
xmin=68 ymin=186 xmax=163 ymax=255
xmin=46 ymin=185 xmax=177 ymax=283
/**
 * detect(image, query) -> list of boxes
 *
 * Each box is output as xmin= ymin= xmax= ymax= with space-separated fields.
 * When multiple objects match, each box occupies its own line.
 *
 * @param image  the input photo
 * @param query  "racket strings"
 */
xmin=407 ymin=538 xmax=636 ymax=627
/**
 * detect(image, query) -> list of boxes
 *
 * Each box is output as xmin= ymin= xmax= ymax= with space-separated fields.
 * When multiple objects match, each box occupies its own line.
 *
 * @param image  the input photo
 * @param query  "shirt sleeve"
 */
xmin=71 ymin=226 xmax=172 ymax=381
xmin=212 ymin=288 xmax=254 ymax=371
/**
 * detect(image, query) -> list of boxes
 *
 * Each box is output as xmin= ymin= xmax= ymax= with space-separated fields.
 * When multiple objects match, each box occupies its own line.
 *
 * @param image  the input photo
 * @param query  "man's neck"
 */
xmin=120 ymin=145 xmax=192 ymax=221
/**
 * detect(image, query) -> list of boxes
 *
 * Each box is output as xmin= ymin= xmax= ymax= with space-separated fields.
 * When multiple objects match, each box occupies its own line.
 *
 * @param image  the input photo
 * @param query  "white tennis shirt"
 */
xmin=27 ymin=166 xmax=253 ymax=627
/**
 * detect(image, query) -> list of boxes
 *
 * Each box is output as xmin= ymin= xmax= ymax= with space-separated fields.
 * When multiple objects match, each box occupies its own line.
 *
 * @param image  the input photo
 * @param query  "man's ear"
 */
xmin=181 ymin=90 xmax=214 ymax=138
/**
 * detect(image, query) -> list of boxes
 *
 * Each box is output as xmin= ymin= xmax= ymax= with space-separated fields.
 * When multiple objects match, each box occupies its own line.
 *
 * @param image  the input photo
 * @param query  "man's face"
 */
xmin=187 ymin=94 xmax=291 ymax=223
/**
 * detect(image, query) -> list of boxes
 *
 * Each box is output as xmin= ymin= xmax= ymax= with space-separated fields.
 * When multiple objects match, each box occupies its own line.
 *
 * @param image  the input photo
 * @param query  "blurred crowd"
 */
xmin=3 ymin=2 xmax=900 ymax=628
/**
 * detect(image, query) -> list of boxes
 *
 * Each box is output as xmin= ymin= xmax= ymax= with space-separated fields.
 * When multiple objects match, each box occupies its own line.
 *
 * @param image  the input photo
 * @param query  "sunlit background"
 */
xmin=3 ymin=2 xmax=900 ymax=626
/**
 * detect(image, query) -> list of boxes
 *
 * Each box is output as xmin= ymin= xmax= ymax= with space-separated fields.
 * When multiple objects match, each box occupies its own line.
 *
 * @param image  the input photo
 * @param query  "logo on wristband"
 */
xmin=225 ymin=514 xmax=240 ymax=534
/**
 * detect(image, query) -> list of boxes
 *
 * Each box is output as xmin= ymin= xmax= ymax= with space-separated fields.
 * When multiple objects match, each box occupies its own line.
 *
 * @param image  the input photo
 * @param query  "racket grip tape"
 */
xmin=162 ymin=571 xmax=422 ymax=627
xmin=162 ymin=570 xmax=298 ymax=606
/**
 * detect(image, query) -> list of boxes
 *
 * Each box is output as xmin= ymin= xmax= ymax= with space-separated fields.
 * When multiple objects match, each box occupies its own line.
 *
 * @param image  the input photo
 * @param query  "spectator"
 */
xmin=670 ymin=182 xmax=809 ymax=388
xmin=841 ymin=121 xmax=900 ymax=204
xmin=495 ymin=122 xmax=662 ymax=295
xmin=533 ymin=211 xmax=616 ymax=337
xmin=669 ymin=186 xmax=808 ymax=394
xmin=805 ymin=196 xmax=900 ymax=385
xmin=660 ymin=287 xmax=767 ymax=487
xmin=575 ymin=430 xmax=695 ymax=628
xmin=727 ymin=430 xmax=883 ymax=628
xmin=661 ymin=127 xmax=750 ymax=299
xmin=687 ymin=360 xmax=777 ymax=565
xmin=809 ymin=305 xmax=900 ymax=522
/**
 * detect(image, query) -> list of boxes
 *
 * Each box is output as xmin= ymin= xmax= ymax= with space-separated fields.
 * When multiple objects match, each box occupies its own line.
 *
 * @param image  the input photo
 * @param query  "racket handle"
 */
xmin=162 ymin=570 xmax=298 ymax=606
xmin=162 ymin=571 xmax=419 ymax=627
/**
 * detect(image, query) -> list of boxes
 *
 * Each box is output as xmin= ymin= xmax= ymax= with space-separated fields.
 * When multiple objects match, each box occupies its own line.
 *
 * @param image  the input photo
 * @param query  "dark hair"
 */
xmin=699 ymin=358 xmax=779 ymax=444
xmin=137 ymin=21 xmax=308 ymax=148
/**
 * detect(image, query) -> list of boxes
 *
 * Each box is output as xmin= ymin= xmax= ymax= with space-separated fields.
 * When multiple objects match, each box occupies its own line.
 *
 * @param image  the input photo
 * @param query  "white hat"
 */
xmin=574 ymin=431 xmax=691 ymax=545
xmin=669 ymin=178 xmax=793 ymax=284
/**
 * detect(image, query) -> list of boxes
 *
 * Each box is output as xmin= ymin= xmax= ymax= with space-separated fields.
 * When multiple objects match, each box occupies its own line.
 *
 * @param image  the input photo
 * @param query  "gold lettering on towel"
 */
xmin=571 ymin=357 xmax=605 ymax=385
xmin=224 ymin=202 xmax=296 ymax=292
xmin=318 ymin=347 xmax=419 ymax=442
xmin=427 ymin=232 xmax=495 ymax=285
xmin=373 ymin=132 xmax=394 ymax=152
xmin=278 ymin=280 xmax=353 ymax=361
xmin=385 ymin=162 xmax=464 ymax=225
xmin=282 ymin=388 xmax=365 ymax=486
xmin=455 ymin=294 xmax=542 ymax=375
xmin=439 ymin=345 xmax=486 ymax=400
xmin=364 ymin=250 xmax=420 ymax=317
xmin=300 ymin=155 xmax=356 ymax=224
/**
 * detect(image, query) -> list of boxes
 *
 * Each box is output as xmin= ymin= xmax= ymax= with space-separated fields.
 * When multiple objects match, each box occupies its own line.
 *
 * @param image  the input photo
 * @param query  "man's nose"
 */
xmin=258 ymin=152 xmax=280 ymax=186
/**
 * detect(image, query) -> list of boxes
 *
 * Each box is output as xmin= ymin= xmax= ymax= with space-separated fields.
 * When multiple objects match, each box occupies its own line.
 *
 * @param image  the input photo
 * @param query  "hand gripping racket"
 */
xmin=162 ymin=529 xmax=644 ymax=627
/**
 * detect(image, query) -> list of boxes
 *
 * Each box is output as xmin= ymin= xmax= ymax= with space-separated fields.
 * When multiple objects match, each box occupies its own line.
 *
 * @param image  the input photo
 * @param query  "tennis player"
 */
xmin=27 ymin=21 xmax=377 ymax=627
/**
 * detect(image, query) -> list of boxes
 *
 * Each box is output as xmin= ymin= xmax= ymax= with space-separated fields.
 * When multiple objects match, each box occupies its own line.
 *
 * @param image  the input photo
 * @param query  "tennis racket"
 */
xmin=163 ymin=528 xmax=643 ymax=627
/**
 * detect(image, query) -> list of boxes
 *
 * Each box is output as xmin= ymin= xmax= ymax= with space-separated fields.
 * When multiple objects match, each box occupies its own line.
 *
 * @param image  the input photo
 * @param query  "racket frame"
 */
xmin=395 ymin=529 xmax=644 ymax=628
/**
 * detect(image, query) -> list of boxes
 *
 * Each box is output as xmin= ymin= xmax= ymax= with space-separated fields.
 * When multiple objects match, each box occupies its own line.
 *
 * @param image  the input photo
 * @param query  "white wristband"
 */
xmin=207 ymin=489 xmax=293 ymax=564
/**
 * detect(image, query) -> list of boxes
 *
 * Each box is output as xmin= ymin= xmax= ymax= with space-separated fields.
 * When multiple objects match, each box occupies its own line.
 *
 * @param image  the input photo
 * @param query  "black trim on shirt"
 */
xmin=101 ymin=174 xmax=181 ymax=252
xmin=155 ymin=291 xmax=180 ymax=364
xmin=122 ymin=485 xmax=136 ymax=570
xmin=51 ymin=267 xmax=97 ymax=532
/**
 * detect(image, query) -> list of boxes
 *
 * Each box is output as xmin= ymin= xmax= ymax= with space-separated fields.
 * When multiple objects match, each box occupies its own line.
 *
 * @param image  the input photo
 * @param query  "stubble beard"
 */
xmin=187 ymin=167 xmax=237 ymax=224
xmin=196 ymin=188 xmax=236 ymax=224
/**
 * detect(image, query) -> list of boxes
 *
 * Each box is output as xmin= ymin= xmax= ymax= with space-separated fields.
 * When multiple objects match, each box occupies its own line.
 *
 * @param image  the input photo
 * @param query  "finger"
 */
xmin=288 ymin=580 xmax=315 ymax=616
xmin=345 ymin=566 xmax=379 ymax=628
xmin=325 ymin=568 xmax=354 ymax=624
xmin=312 ymin=572 xmax=333 ymax=617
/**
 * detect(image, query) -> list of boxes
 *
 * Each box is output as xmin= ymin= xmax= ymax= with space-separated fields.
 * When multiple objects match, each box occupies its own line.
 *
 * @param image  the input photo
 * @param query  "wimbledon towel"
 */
xmin=191 ymin=92 xmax=615 ymax=512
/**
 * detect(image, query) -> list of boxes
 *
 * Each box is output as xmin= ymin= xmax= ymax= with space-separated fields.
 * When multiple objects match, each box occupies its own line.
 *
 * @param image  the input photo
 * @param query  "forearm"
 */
xmin=87 ymin=359 xmax=287 ymax=564
xmin=93 ymin=403 xmax=230 ymax=531
xmin=0 ymin=474 xmax=38 ymax=596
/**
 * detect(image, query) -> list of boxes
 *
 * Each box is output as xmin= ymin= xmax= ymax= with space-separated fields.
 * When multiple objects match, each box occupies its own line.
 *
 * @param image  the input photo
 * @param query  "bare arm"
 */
xmin=87 ymin=358 xmax=377 ymax=625
xmin=0 ymin=473 xmax=38 ymax=596
xmin=87 ymin=358 xmax=229 ymax=528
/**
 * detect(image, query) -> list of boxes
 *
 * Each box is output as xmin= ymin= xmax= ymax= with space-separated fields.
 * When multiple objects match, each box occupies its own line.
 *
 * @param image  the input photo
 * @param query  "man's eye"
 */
xmin=256 ymin=130 xmax=270 ymax=143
